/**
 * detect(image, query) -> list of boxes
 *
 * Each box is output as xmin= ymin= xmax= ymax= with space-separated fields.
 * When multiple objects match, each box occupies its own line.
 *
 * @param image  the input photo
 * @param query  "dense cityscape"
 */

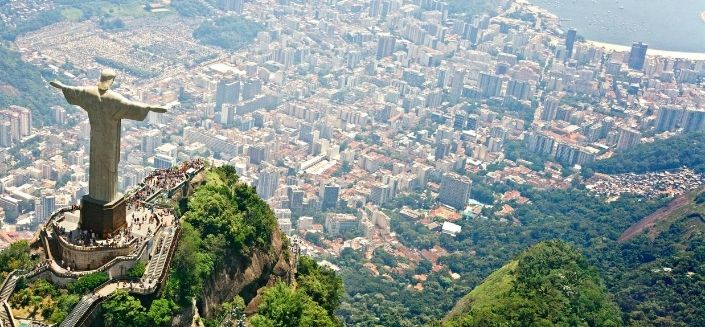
xmin=1 ymin=0 xmax=705 ymax=326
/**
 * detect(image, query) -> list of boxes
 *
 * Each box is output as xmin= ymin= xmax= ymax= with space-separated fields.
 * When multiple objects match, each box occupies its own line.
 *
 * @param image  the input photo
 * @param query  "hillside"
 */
xmin=0 ymin=165 xmax=343 ymax=327
xmin=444 ymin=260 xmax=517 ymax=322
xmin=0 ymin=45 xmax=65 ymax=126
xmin=444 ymin=241 xmax=622 ymax=326
xmin=162 ymin=165 xmax=293 ymax=325
xmin=161 ymin=165 xmax=344 ymax=327
xmin=599 ymin=198 xmax=705 ymax=326
xmin=589 ymin=133 xmax=705 ymax=174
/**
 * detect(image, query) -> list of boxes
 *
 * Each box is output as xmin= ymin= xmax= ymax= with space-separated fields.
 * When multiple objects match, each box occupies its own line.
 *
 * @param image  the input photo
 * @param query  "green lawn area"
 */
xmin=98 ymin=1 xmax=149 ymax=18
xmin=60 ymin=8 xmax=83 ymax=22
xmin=56 ymin=0 xmax=151 ymax=19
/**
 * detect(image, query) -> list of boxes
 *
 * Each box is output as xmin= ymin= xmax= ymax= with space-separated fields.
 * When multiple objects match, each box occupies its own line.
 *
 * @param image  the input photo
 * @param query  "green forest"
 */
xmin=444 ymin=241 xmax=622 ymax=327
xmin=0 ymin=45 xmax=65 ymax=126
xmin=95 ymin=166 xmax=344 ymax=326
xmin=192 ymin=16 xmax=264 ymax=51
xmin=251 ymin=257 xmax=344 ymax=327
xmin=589 ymin=133 xmax=705 ymax=174
xmin=335 ymin=181 xmax=705 ymax=326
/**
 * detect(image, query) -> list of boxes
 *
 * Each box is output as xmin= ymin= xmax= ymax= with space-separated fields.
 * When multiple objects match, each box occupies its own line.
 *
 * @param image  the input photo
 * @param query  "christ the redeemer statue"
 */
xmin=51 ymin=69 xmax=167 ymax=204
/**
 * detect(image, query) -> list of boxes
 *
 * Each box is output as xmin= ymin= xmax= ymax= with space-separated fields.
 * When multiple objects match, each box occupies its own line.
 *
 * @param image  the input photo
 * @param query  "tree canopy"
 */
xmin=296 ymin=257 xmax=344 ymax=316
xmin=0 ymin=46 xmax=65 ymax=126
xmin=101 ymin=290 xmax=177 ymax=327
xmin=589 ymin=133 xmax=705 ymax=174
xmin=166 ymin=166 xmax=278 ymax=305
xmin=193 ymin=16 xmax=264 ymax=50
xmin=250 ymin=283 xmax=339 ymax=327
xmin=0 ymin=240 xmax=38 ymax=274
xmin=445 ymin=241 xmax=622 ymax=327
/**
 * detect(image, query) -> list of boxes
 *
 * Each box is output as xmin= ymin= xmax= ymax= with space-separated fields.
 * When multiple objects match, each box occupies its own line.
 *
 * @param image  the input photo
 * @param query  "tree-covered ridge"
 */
xmin=251 ymin=257 xmax=344 ymax=327
xmin=599 ymin=216 xmax=705 ymax=326
xmin=166 ymin=165 xmax=278 ymax=305
xmin=444 ymin=241 xmax=621 ymax=327
xmin=0 ymin=45 xmax=65 ymax=126
xmin=98 ymin=165 xmax=296 ymax=326
xmin=193 ymin=16 xmax=264 ymax=50
xmin=335 ymin=185 xmax=671 ymax=326
xmin=182 ymin=165 xmax=277 ymax=257
xmin=589 ymin=133 xmax=705 ymax=174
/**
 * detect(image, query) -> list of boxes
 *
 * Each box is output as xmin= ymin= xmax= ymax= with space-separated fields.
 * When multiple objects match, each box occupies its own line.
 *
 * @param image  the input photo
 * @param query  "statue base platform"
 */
xmin=80 ymin=195 xmax=127 ymax=238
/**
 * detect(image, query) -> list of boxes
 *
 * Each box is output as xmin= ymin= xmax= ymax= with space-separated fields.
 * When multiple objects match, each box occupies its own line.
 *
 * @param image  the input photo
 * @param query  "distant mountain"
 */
xmin=444 ymin=240 xmax=622 ymax=327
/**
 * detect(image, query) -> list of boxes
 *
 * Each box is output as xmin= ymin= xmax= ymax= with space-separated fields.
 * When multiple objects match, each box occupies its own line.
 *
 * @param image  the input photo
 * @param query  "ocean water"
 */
xmin=529 ymin=0 xmax=705 ymax=53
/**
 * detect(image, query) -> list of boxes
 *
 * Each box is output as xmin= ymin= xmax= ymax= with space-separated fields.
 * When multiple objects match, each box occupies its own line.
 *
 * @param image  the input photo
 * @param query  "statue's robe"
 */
xmin=60 ymin=86 xmax=152 ymax=203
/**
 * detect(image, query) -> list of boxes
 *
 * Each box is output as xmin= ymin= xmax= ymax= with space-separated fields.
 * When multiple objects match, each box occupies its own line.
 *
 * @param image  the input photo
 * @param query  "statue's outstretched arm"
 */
xmin=108 ymin=92 xmax=167 ymax=121
xmin=49 ymin=80 xmax=65 ymax=89
xmin=122 ymin=98 xmax=167 ymax=114
xmin=50 ymin=80 xmax=89 ymax=109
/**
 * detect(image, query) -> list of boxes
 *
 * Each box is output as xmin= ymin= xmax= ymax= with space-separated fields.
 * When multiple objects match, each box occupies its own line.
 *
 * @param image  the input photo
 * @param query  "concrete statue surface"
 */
xmin=51 ymin=69 xmax=166 ymax=235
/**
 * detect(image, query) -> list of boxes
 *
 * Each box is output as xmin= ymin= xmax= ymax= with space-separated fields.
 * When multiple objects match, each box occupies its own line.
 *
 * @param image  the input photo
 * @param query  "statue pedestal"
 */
xmin=80 ymin=195 xmax=127 ymax=238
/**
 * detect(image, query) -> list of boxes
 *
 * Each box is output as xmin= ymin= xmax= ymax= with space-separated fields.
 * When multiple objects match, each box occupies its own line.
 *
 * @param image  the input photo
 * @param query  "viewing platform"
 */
xmin=0 ymin=160 xmax=206 ymax=327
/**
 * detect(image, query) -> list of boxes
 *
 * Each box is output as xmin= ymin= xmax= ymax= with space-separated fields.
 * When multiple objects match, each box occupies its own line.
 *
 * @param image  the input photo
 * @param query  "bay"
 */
xmin=529 ymin=0 xmax=705 ymax=53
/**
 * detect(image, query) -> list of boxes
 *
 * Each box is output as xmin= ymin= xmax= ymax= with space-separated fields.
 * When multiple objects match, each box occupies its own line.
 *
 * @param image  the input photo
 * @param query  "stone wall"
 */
xmin=57 ymin=240 xmax=134 ymax=271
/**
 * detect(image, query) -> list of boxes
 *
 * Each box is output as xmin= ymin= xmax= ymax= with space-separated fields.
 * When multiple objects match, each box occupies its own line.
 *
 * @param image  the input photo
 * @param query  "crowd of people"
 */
xmin=130 ymin=159 xmax=205 ymax=205
xmin=55 ymin=224 xmax=138 ymax=248
xmin=51 ymin=159 xmax=205 ymax=270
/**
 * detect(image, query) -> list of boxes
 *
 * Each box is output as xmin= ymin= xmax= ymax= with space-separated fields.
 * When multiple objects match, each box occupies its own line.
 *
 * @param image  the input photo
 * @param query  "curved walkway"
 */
xmin=2 ymin=160 xmax=204 ymax=327
xmin=59 ymin=224 xmax=180 ymax=327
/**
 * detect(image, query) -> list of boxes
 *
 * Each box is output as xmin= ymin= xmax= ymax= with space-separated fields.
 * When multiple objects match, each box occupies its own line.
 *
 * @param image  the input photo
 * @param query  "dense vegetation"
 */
xmin=444 ymin=241 xmax=622 ymax=326
xmin=95 ymin=166 xmax=280 ymax=326
xmin=171 ymin=0 xmax=212 ymax=17
xmin=590 ymin=133 xmax=705 ymax=174
xmin=98 ymin=17 xmax=125 ymax=31
xmin=336 ymin=184 xmax=701 ymax=326
xmin=0 ymin=241 xmax=39 ymax=275
xmin=598 ymin=214 xmax=705 ymax=326
xmin=0 ymin=45 xmax=65 ymax=126
xmin=101 ymin=290 xmax=177 ymax=327
xmin=126 ymin=261 xmax=146 ymax=279
xmin=251 ymin=283 xmax=337 ymax=327
xmin=165 ymin=165 xmax=278 ymax=306
xmin=251 ymin=257 xmax=344 ymax=327
xmin=0 ymin=10 xmax=63 ymax=41
xmin=296 ymin=256 xmax=344 ymax=316
xmin=193 ymin=16 xmax=264 ymax=50
xmin=10 ymin=279 xmax=79 ymax=323
xmin=10 ymin=272 xmax=107 ymax=323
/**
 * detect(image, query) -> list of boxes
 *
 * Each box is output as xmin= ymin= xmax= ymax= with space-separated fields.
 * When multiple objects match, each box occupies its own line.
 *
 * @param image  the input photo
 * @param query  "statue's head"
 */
xmin=98 ymin=69 xmax=117 ymax=92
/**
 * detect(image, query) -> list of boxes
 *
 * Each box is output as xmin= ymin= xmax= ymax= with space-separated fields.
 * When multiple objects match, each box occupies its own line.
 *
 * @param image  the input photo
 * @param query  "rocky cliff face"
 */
xmin=198 ymin=229 xmax=292 ymax=319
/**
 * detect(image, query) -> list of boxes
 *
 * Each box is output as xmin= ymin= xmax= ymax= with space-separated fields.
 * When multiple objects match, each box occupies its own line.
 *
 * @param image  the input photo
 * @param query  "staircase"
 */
xmin=59 ymin=294 xmax=98 ymax=327
xmin=0 ymin=276 xmax=17 ymax=302
xmin=0 ymin=273 xmax=19 ymax=327
xmin=145 ymin=228 xmax=175 ymax=281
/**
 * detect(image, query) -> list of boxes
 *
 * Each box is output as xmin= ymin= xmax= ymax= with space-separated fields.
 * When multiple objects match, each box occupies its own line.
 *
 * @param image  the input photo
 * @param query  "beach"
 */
xmin=525 ymin=0 xmax=705 ymax=54
xmin=587 ymin=40 xmax=705 ymax=61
